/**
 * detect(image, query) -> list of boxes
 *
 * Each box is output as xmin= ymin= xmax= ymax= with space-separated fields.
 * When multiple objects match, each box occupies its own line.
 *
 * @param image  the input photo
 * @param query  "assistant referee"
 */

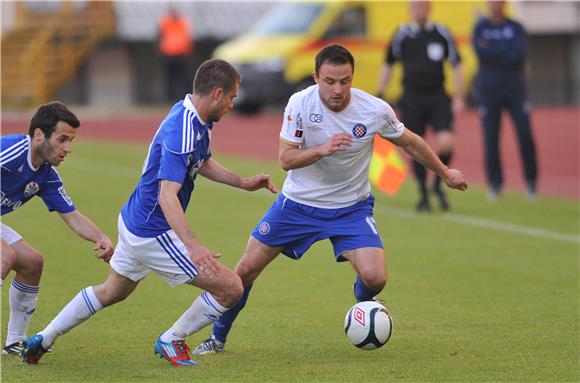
xmin=376 ymin=0 xmax=464 ymax=212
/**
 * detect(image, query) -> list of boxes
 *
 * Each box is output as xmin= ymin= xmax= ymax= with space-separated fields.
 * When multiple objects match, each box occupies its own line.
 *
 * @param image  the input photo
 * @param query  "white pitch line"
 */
xmin=373 ymin=204 xmax=579 ymax=244
xmin=444 ymin=213 xmax=579 ymax=243
xmin=65 ymin=158 xmax=580 ymax=244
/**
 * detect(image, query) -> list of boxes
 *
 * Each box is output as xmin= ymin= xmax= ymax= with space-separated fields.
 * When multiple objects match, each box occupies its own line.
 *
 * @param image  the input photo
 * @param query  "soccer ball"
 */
xmin=344 ymin=301 xmax=393 ymax=350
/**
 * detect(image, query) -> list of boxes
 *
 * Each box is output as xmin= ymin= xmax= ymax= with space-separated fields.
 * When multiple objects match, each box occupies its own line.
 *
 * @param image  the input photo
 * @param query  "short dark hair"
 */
xmin=28 ymin=101 xmax=80 ymax=138
xmin=315 ymin=44 xmax=355 ymax=75
xmin=193 ymin=58 xmax=241 ymax=96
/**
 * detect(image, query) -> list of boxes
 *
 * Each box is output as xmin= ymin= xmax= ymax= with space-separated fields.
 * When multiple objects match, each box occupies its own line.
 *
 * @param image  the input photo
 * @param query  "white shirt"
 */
xmin=280 ymin=85 xmax=405 ymax=208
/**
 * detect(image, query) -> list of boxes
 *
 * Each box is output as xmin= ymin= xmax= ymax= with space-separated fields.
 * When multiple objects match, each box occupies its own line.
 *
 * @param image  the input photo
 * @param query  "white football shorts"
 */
xmin=1 ymin=223 xmax=23 ymax=245
xmin=110 ymin=215 xmax=198 ymax=287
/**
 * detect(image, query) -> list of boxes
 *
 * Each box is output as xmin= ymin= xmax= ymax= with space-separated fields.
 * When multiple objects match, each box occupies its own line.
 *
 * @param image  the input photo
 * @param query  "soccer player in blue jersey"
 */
xmin=21 ymin=59 xmax=277 ymax=366
xmin=1 ymin=102 xmax=115 ymax=355
xmin=193 ymin=45 xmax=467 ymax=355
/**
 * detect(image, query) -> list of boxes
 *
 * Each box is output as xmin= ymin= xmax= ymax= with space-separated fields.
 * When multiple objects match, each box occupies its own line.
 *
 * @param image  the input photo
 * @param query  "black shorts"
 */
xmin=399 ymin=89 xmax=453 ymax=136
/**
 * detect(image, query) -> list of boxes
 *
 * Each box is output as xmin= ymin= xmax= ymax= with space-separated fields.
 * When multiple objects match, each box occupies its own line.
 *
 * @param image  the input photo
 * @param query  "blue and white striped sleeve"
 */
xmin=38 ymin=167 xmax=76 ymax=213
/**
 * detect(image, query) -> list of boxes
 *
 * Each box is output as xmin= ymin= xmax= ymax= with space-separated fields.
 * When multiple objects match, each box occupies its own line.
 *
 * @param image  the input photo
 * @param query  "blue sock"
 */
xmin=212 ymin=284 xmax=253 ymax=344
xmin=353 ymin=275 xmax=381 ymax=302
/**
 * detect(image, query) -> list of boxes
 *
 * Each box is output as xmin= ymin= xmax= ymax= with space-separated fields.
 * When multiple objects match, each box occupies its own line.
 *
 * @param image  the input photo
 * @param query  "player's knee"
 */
xmin=234 ymin=262 xmax=259 ymax=286
xmin=360 ymin=272 xmax=386 ymax=292
xmin=221 ymin=273 xmax=243 ymax=307
xmin=19 ymin=250 xmax=44 ymax=279
xmin=437 ymin=132 xmax=454 ymax=152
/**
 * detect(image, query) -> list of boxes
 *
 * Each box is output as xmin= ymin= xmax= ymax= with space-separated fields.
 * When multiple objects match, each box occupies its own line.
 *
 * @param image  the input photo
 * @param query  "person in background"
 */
xmin=376 ymin=0 xmax=464 ymax=212
xmin=472 ymin=0 xmax=537 ymax=200
xmin=159 ymin=7 xmax=194 ymax=102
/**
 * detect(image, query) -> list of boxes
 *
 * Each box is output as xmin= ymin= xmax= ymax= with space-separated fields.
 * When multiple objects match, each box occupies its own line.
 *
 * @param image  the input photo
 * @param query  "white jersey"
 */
xmin=280 ymin=85 xmax=405 ymax=208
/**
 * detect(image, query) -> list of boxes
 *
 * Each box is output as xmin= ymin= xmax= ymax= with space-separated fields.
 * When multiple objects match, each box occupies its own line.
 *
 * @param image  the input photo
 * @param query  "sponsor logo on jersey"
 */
xmin=352 ymin=123 xmax=367 ymax=138
xmin=483 ymin=27 xmax=512 ymax=40
xmin=502 ymin=26 xmax=514 ymax=39
xmin=307 ymin=125 xmax=322 ymax=132
xmin=296 ymin=113 xmax=304 ymax=130
xmin=287 ymin=114 xmax=293 ymax=121
xmin=294 ymin=113 xmax=304 ymax=138
xmin=24 ymin=181 xmax=40 ymax=198
xmin=58 ymin=186 xmax=74 ymax=206
xmin=0 ymin=192 xmax=23 ymax=211
xmin=188 ymin=159 xmax=204 ymax=179
xmin=258 ymin=221 xmax=270 ymax=235
xmin=309 ymin=113 xmax=323 ymax=123
xmin=383 ymin=113 xmax=400 ymax=130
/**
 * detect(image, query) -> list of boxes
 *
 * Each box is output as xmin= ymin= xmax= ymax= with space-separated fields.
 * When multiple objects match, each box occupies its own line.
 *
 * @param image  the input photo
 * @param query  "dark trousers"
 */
xmin=399 ymin=89 xmax=453 ymax=197
xmin=478 ymin=85 xmax=537 ymax=190
xmin=163 ymin=56 xmax=189 ymax=102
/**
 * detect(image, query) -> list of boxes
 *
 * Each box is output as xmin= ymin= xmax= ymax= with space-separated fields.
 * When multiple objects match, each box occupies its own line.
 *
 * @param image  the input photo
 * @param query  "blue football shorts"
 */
xmin=251 ymin=194 xmax=383 ymax=262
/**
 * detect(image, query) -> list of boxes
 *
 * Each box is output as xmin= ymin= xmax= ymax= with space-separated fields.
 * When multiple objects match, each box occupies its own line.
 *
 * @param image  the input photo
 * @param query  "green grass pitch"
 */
xmin=2 ymin=139 xmax=578 ymax=382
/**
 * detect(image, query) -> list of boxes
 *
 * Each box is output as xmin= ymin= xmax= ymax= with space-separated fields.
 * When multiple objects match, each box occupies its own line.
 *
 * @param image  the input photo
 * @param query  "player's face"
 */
xmin=314 ymin=62 xmax=353 ymax=112
xmin=208 ymin=81 xmax=239 ymax=122
xmin=410 ymin=1 xmax=430 ymax=24
xmin=36 ymin=122 xmax=77 ymax=166
xmin=488 ymin=0 xmax=505 ymax=18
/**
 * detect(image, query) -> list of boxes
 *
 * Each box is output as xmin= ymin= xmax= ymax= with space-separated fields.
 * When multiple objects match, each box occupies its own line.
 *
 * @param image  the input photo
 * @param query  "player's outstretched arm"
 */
xmin=278 ymin=134 xmax=352 ymax=171
xmin=390 ymin=129 xmax=468 ymax=191
xmin=58 ymin=210 xmax=115 ymax=262
xmin=159 ymin=180 xmax=222 ymax=277
xmin=198 ymin=158 xmax=277 ymax=193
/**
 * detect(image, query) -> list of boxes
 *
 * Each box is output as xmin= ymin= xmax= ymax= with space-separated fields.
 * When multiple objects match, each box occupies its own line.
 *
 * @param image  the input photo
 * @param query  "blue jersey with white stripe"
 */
xmin=1 ymin=134 xmax=75 ymax=216
xmin=121 ymin=95 xmax=212 ymax=238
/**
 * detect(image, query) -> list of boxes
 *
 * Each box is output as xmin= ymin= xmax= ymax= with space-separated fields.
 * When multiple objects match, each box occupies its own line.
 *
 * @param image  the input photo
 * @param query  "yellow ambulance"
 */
xmin=214 ymin=1 xmax=486 ymax=112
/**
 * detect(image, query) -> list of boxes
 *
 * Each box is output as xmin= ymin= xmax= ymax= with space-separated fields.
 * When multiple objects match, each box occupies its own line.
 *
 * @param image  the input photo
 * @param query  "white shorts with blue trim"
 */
xmin=1 ymin=223 xmax=23 ymax=245
xmin=110 ymin=215 xmax=198 ymax=287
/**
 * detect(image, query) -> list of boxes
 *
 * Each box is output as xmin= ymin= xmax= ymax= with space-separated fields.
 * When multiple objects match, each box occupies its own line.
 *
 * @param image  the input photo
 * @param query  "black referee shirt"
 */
xmin=386 ymin=21 xmax=461 ymax=92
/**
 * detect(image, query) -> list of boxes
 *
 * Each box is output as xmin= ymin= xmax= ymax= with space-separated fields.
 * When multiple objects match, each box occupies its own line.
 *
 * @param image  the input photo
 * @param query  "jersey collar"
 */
xmin=25 ymin=135 xmax=39 ymax=171
xmin=182 ymin=94 xmax=208 ymax=126
xmin=409 ymin=21 xmax=434 ymax=33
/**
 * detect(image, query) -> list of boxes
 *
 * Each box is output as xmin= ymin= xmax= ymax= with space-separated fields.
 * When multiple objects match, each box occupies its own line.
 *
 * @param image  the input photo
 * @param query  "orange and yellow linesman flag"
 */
xmin=369 ymin=137 xmax=407 ymax=196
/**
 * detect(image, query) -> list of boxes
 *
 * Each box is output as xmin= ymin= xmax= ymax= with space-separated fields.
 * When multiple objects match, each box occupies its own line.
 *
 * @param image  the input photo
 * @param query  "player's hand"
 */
xmin=319 ymin=133 xmax=353 ymax=156
xmin=443 ymin=168 xmax=468 ymax=191
xmin=94 ymin=236 xmax=114 ymax=263
xmin=190 ymin=244 xmax=222 ymax=278
xmin=243 ymin=173 xmax=277 ymax=193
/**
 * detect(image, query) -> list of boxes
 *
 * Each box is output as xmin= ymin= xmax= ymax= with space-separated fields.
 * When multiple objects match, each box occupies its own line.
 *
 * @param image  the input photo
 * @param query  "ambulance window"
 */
xmin=251 ymin=3 xmax=323 ymax=35
xmin=324 ymin=7 xmax=366 ymax=39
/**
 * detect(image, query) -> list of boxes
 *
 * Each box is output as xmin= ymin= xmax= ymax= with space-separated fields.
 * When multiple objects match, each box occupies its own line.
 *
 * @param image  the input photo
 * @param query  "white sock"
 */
xmin=161 ymin=291 xmax=228 ymax=342
xmin=6 ymin=279 xmax=39 ymax=345
xmin=39 ymin=286 xmax=103 ymax=349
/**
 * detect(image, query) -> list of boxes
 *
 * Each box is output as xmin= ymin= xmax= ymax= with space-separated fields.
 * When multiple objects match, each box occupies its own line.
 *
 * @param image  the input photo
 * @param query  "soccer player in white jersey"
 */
xmin=0 ymin=102 xmax=115 ymax=355
xmin=21 ymin=59 xmax=277 ymax=366
xmin=194 ymin=44 xmax=468 ymax=354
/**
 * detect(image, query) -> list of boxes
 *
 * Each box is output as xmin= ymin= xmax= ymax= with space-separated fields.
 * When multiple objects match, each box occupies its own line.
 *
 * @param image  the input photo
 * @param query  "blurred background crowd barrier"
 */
xmin=1 ymin=1 xmax=579 ymax=110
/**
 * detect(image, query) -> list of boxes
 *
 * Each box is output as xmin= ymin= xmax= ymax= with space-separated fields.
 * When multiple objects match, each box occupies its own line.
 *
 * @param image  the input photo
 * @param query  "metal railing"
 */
xmin=2 ymin=1 xmax=116 ymax=107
